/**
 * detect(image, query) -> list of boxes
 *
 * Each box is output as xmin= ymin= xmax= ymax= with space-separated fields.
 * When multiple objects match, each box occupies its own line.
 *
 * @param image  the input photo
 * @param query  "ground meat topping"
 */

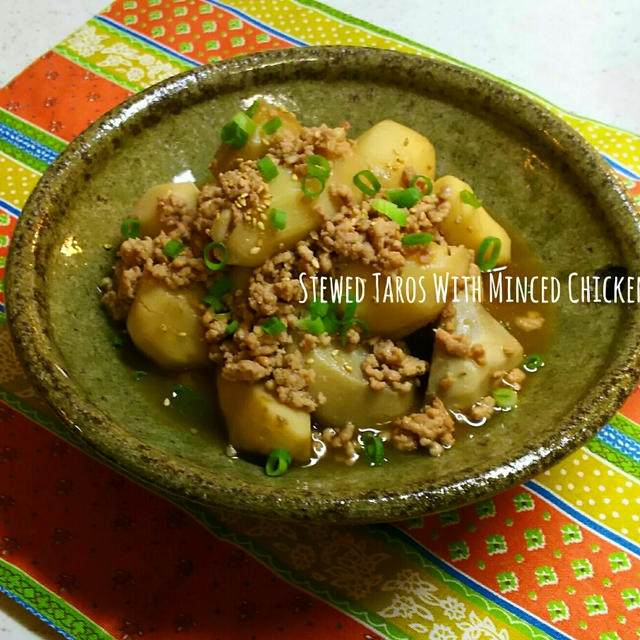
xmin=321 ymin=421 xmax=357 ymax=464
xmin=434 ymin=328 xmax=486 ymax=365
xmin=469 ymin=395 xmax=496 ymax=422
xmin=361 ymin=338 xmax=427 ymax=393
xmin=514 ymin=310 xmax=545 ymax=332
xmin=269 ymin=123 xmax=353 ymax=176
xmin=390 ymin=397 xmax=455 ymax=456
xmin=491 ymin=367 xmax=526 ymax=391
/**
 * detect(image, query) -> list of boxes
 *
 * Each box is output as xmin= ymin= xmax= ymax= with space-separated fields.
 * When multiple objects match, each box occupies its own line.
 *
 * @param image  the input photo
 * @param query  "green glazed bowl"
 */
xmin=7 ymin=47 xmax=640 ymax=523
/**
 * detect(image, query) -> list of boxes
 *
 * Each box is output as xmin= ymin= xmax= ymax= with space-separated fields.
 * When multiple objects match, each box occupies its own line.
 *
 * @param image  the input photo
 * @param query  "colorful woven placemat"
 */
xmin=1 ymin=2 xmax=640 ymax=638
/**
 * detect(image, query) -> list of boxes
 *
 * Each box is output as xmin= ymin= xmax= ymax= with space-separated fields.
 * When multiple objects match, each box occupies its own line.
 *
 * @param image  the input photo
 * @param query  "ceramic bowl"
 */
xmin=7 ymin=47 xmax=640 ymax=523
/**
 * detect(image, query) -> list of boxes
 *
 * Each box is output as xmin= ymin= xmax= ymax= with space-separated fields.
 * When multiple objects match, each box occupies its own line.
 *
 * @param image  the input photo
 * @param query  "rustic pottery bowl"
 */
xmin=7 ymin=47 xmax=640 ymax=523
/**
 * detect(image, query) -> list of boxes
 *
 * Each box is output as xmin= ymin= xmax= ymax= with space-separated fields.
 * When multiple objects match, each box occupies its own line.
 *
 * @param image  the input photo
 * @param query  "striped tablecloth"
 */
xmin=1 ymin=2 xmax=640 ymax=638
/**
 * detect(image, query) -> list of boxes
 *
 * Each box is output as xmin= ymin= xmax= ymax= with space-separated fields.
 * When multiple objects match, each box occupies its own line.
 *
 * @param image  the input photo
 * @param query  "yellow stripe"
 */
xmin=536 ymin=447 xmax=640 ymax=543
xmin=0 ymin=152 xmax=41 ymax=209
xmin=235 ymin=0 xmax=424 ymax=52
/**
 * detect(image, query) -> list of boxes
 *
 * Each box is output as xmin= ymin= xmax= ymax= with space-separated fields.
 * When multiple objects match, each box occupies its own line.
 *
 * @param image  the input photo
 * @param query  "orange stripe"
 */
xmin=0 ymin=51 xmax=132 ymax=143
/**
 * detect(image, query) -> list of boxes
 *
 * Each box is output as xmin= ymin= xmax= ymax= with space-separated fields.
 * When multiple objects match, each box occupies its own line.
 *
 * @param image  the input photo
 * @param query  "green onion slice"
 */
xmin=410 ymin=174 xmax=433 ymax=195
xmin=257 ymin=156 xmax=279 ymax=181
xmin=202 ymin=275 xmax=232 ymax=311
xmin=363 ymin=434 xmax=384 ymax=466
xmin=132 ymin=370 xmax=147 ymax=381
xmin=269 ymin=207 xmax=287 ymax=230
xmin=371 ymin=198 xmax=407 ymax=226
xmin=352 ymin=317 xmax=371 ymax=336
xmin=476 ymin=236 xmax=501 ymax=271
xmin=460 ymin=189 xmax=483 ymax=208
xmin=301 ymin=174 xmax=325 ymax=198
xmin=322 ymin=306 xmax=340 ymax=334
xmin=265 ymin=448 xmax=292 ymax=477
xmin=401 ymin=232 xmax=433 ymax=246
xmin=261 ymin=316 xmax=286 ymax=335
xmin=386 ymin=187 xmax=422 ymax=209
xmin=244 ymin=100 xmax=260 ymax=118
xmin=299 ymin=316 xmax=325 ymax=335
xmin=306 ymin=154 xmax=331 ymax=180
xmin=308 ymin=299 xmax=329 ymax=318
xmin=221 ymin=111 xmax=257 ymax=149
xmin=163 ymin=239 xmax=184 ymax=260
xmin=225 ymin=319 xmax=239 ymax=336
xmin=523 ymin=353 xmax=544 ymax=372
xmin=203 ymin=241 xmax=229 ymax=271
xmin=120 ymin=218 xmax=141 ymax=239
xmin=262 ymin=116 xmax=282 ymax=135
xmin=492 ymin=388 xmax=518 ymax=409
xmin=353 ymin=169 xmax=380 ymax=196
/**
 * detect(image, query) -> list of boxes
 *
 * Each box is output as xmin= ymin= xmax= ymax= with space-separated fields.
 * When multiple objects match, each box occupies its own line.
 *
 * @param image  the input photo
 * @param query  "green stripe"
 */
xmin=53 ymin=44 xmax=142 ymax=92
xmin=369 ymin=525 xmax=554 ymax=640
xmin=0 ymin=140 xmax=47 ymax=173
xmin=293 ymin=0 xmax=640 ymax=137
xmin=0 ymin=558 xmax=112 ymax=640
xmin=0 ymin=108 xmax=67 ymax=153
xmin=609 ymin=412 xmax=640 ymax=440
xmin=587 ymin=436 xmax=640 ymax=480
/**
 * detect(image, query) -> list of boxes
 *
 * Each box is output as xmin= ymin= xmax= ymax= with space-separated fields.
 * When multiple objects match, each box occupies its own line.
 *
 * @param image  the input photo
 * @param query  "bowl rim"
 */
xmin=6 ymin=45 xmax=640 ymax=523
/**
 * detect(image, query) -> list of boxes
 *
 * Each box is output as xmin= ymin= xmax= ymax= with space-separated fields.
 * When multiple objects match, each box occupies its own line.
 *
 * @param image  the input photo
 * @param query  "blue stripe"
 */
xmin=94 ymin=15 xmax=199 ymax=67
xmin=0 ymin=199 xmax=21 ymax=218
xmin=204 ymin=0 xmax=309 ymax=47
xmin=598 ymin=422 xmax=640 ymax=462
xmin=0 ymin=122 xmax=58 ymax=165
xmin=374 ymin=524 xmax=568 ymax=640
xmin=0 ymin=584 xmax=75 ymax=640
xmin=602 ymin=152 xmax=640 ymax=180
xmin=525 ymin=481 xmax=640 ymax=558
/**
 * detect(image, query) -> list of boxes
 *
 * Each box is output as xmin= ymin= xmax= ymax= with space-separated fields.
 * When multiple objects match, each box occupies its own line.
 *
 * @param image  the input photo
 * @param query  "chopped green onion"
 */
xmin=203 ymin=241 xmax=228 ymax=271
xmin=221 ymin=111 xmax=257 ymax=149
xmin=112 ymin=334 xmax=125 ymax=348
xmin=257 ymin=156 xmax=279 ymax=181
xmin=410 ymin=174 xmax=433 ymax=195
xmin=244 ymin=100 xmax=260 ymax=118
xmin=476 ymin=236 xmax=502 ymax=271
xmin=261 ymin=316 xmax=286 ymax=335
xmin=265 ymin=448 xmax=292 ymax=477
xmin=262 ymin=116 xmax=282 ymax=135
xmin=352 ymin=317 xmax=371 ymax=336
xmin=371 ymin=198 xmax=407 ymax=226
xmin=322 ymin=306 xmax=340 ymax=334
xmin=386 ymin=187 xmax=422 ymax=209
xmin=353 ymin=169 xmax=380 ymax=196
xmin=401 ymin=232 xmax=433 ymax=246
xmin=132 ymin=370 xmax=147 ymax=381
xmin=299 ymin=316 xmax=325 ymax=334
xmin=203 ymin=275 xmax=231 ymax=311
xmin=225 ymin=319 xmax=239 ymax=336
xmin=301 ymin=174 xmax=325 ymax=198
xmin=460 ymin=189 xmax=483 ymax=208
xmin=363 ymin=434 xmax=384 ymax=466
xmin=306 ymin=154 xmax=331 ymax=180
xmin=269 ymin=207 xmax=287 ymax=230
xmin=120 ymin=218 xmax=141 ymax=238
xmin=308 ymin=299 xmax=329 ymax=318
xmin=523 ymin=353 xmax=544 ymax=372
xmin=492 ymin=388 xmax=518 ymax=409
xmin=163 ymin=239 xmax=184 ymax=260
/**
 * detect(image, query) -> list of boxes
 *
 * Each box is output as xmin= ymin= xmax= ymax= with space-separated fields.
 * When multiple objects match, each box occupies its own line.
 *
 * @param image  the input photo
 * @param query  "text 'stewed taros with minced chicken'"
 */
xmin=101 ymin=99 xmax=547 ymax=474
